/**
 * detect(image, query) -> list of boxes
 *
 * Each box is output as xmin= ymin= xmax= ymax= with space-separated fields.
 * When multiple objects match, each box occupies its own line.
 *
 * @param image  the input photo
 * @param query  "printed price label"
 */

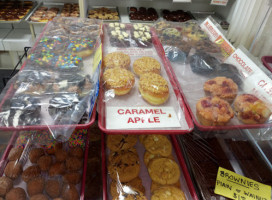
xmin=215 ymin=167 xmax=271 ymax=200
xmin=93 ymin=44 xmax=102 ymax=73
xmin=106 ymin=107 xmax=181 ymax=129
xmin=211 ymin=0 xmax=228 ymax=6
xmin=201 ymin=17 xmax=235 ymax=58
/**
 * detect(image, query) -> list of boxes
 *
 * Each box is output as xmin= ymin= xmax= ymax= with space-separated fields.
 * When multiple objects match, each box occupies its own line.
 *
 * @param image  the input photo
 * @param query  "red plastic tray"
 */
xmin=262 ymin=56 xmax=272 ymax=73
xmin=102 ymin=134 xmax=199 ymax=200
xmin=0 ymin=130 xmax=89 ymax=200
xmin=98 ymin=25 xmax=194 ymax=134
xmin=0 ymin=21 xmax=98 ymax=131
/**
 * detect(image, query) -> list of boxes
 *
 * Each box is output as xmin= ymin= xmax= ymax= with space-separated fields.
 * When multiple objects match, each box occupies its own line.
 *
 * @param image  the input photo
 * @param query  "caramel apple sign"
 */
xmin=106 ymin=107 xmax=181 ymax=129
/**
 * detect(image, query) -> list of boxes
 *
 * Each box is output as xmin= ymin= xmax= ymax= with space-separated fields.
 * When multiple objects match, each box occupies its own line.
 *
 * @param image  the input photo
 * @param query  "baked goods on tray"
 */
xmin=30 ymin=6 xmax=59 ymax=22
xmin=0 ymin=1 xmax=34 ymax=21
xmin=233 ymin=94 xmax=271 ymax=124
xmin=88 ymin=7 xmax=119 ymax=20
xmin=129 ymin=7 xmax=159 ymax=21
xmin=60 ymin=3 xmax=79 ymax=17
xmin=196 ymin=96 xmax=234 ymax=126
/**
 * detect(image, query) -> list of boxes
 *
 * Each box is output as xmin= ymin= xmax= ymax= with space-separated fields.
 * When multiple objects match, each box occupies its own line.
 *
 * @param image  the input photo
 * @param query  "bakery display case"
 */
xmin=0 ymin=0 xmax=272 ymax=200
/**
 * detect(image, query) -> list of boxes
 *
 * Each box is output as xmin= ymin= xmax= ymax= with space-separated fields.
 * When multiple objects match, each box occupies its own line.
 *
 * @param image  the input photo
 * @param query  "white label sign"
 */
xmin=106 ymin=107 xmax=181 ymax=129
xmin=225 ymin=48 xmax=272 ymax=110
xmin=211 ymin=0 xmax=228 ymax=6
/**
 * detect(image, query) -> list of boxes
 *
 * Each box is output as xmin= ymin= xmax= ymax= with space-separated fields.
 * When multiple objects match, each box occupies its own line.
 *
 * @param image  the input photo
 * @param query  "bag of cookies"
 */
xmin=105 ymin=134 xmax=196 ymax=200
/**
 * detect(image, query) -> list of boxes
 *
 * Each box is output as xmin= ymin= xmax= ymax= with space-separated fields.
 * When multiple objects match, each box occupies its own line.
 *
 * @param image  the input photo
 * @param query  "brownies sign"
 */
xmin=215 ymin=167 xmax=271 ymax=200
xmin=106 ymin=107 xmax=181 ymax=129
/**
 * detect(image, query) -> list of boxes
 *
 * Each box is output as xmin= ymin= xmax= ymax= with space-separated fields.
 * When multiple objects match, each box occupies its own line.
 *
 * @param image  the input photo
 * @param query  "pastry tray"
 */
xmin=98 ymin=24 xmax=194 ymax=134
xmin=128 ymin=7 xmax=160 ymax=24
xmin=25 ymin=2 xmax=65 ymax=24
xmin=87 ymin=6 xmax=121 ymax=22
xmin=0 ymin=1 xmax=38 ymax=24
xmin=0 ymin=131 xmax=89 ymax=200
xmin=102 ymin=134 xmax=199 ymax=200
xmin=0 ymin=20 xmax=99 ymax=131
xmin=166 ymin=51 xmax=272 ymax=131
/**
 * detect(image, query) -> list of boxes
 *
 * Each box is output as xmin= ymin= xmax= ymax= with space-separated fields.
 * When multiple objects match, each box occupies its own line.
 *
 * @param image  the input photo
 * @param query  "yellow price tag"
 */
xmin=93 ymin=44 xmax=102 ymax=73
xmin=215 ymin=167 xmax=271 ymax=200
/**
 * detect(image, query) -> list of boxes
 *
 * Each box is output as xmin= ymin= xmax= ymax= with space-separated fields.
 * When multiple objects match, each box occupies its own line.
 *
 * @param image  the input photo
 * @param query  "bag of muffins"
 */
xmin=0 ymin=129 xmax=87 ymax=200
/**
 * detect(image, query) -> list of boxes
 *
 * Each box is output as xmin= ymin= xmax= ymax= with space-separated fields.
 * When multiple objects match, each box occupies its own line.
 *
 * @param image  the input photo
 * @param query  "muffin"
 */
xmin=4 ymin=161 xmax=23 ymax=179
xmin=103 ymin=52 xmax=131 ymax=69
xmin=233 ymin=94 xmax=271 ymax=124
xmin=203 ymin=77 xmax=238 ymax=103
xmin=196 ymin=96 xmax=234 ymax=126
xmin=133 ymin=57 xmax=161 ymax=76
xmin=103 ymin=67 xmax=135 ymax=95
xmin=139 ymin=73 xmax=169 ymax=105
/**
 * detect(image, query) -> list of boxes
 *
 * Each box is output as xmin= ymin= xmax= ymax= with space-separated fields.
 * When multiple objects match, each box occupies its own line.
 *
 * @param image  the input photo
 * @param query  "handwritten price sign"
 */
xmin=215 ymin=167 xmax=271 ymax=200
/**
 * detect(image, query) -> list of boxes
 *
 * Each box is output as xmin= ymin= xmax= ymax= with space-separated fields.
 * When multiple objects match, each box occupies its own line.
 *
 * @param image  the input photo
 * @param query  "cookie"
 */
xmin=151 ymin=186 xmax=186 ymax=200
xmin=148 ymin=158 xmax=180 ymax=185
xmin=204 ymin=77 xmax=238 ymax=103
xmin=143 ymin=135 xmax=172 ymax=157
xmin=139 ymin=73 xmax=169 ymax=105
xmin=133 ymin=57 xmax=161 ymax=76
xmin=110 ymin=177 xmax=145 ymax=197
xmin=108 ymin=148 xmax=137 ymax=164
xmin=151 ymin=181 xmax=181 ymax=194
xmin=103 ymin=52 xmax=130 ymax=69
xmin=144 ymin=151 xmax=174 ymax=166
xmin=103 ymin=67 xmax=135 ymax=95
xmin=108 ymin=150 xmax=140 ymax=182
xmin=107 ymin=135 xmax=138 ymax=152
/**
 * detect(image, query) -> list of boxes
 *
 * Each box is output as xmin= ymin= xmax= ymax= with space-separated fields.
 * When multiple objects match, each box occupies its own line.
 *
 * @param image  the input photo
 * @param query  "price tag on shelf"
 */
xmin=173 ymin=0 xmax=192 ymax=3
xmin=211 ymin=0 xmax=228 ymax=6
xmin=215 ymin=167 xmax=271 ymax=200
xmin=106 ymin=106 xmax=181 ymax=129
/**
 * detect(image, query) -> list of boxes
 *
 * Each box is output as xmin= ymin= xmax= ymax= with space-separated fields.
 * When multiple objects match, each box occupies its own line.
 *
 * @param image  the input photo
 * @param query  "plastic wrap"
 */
xmin=156 ymin=19 xmax=272 ymax=131
xmin=98 ymin=23 xmax=193 ymax=134
xmin=0 ymin=17 xmax=102 ymax=139
xmin=179 ymin=130 xmax=272 ymax=200
xmin=0 ymin=129 xmax=88 ymax=200
xmin=104 ymin=134 xmax=197 ymax=200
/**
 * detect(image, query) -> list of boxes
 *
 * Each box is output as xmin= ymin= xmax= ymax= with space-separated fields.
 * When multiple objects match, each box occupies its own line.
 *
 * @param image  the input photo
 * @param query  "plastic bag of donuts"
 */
xmin=0 ymin=129 xmax=88 ymax=200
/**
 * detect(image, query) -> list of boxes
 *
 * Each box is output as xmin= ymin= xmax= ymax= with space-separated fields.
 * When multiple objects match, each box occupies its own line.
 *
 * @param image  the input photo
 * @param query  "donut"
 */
xmin=103 ymin=67 xmax=135 ymax=96
xmin=52 ymin=54 xmax=83 ymax=71
xmin=133 ymin=57 xmax=161 ymax=76
xmin=103 ymin=52 xmax=130 ymax=69
xmin=139 ymin=73 xmax=169 ymax=105
xmin=67 ymin=38 xmax=96 ymax=58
